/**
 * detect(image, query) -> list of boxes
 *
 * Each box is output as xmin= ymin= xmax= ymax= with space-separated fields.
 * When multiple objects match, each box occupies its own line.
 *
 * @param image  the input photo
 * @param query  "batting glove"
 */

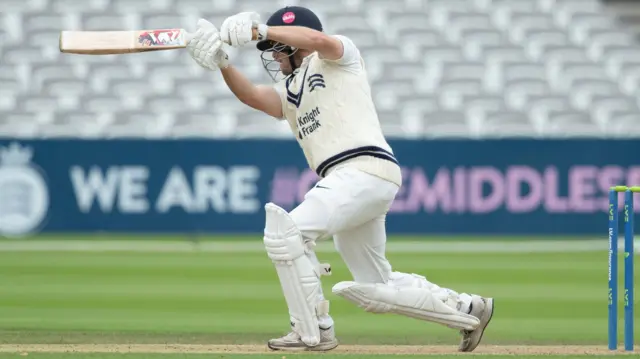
xmin=187 ymin=19 xmax=229 ymax=71
xmin=220 ymin=12 xmax=268 ymax=48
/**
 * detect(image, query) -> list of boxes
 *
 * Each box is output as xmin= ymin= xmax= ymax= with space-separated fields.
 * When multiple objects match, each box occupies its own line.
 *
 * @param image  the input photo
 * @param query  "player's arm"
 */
xmin=220 ymin=65 xmax=283 ymax=119
xmin=264 ymin=26 xmax=344 ymax=61
xmin=185 ymin=19 xmax=283 ymax=119
xmin=263 ymin=27 xmax=361 ymax=72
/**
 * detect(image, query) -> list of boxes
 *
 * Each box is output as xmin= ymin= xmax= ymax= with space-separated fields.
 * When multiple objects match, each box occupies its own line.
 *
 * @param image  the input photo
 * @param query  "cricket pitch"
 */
xmin=0 ymin=344 xmax=637 ymax=355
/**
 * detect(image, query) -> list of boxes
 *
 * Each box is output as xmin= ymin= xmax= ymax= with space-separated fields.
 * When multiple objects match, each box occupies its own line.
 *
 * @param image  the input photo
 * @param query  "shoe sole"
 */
xmin=268 ymin=341 xmax=339 ymax=352
xmin=459 ymin=298 xmax=494 ymax=352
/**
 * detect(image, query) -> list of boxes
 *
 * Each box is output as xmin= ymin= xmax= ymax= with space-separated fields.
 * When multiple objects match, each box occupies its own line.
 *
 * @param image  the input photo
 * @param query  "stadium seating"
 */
xmin=1 ymin=0 xmax=639 ymax=138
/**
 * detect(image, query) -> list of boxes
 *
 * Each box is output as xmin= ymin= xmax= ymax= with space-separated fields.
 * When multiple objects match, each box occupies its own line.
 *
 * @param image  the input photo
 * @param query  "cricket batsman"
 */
xmin=186 ymin=5 xmax=494 ymax=353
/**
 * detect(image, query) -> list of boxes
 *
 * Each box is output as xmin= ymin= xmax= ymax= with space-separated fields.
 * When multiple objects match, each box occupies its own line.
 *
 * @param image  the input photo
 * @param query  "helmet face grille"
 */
xmin=260 ymin=43 xmax=299 ymax=82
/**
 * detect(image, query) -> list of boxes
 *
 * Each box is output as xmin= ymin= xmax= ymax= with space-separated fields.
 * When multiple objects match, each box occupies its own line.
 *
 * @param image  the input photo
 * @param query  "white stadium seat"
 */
xmin=1 ymin=0 xmax=639 ymax=138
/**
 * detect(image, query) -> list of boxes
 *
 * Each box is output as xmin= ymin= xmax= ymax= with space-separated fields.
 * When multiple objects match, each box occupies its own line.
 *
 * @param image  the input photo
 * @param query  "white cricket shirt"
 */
xmin=273 ymin=35 xmax=402 ymax=186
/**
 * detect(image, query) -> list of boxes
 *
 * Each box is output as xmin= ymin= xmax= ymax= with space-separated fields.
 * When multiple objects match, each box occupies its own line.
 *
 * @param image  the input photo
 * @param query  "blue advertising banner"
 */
xmin=0 ymin=138 xmax=638 ymax=236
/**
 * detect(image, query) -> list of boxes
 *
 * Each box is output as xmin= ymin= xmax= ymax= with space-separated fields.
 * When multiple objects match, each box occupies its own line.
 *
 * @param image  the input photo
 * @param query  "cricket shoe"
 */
xmin=267 ymin=325 xmax=338 ymax=352
xmin=458 ymin=296 xmax=494 ymax=352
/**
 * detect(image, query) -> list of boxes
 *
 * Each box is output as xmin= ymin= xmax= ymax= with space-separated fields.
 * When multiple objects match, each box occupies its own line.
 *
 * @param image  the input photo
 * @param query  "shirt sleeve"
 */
xmin=321 ymin=35 xmax=363 ymax=73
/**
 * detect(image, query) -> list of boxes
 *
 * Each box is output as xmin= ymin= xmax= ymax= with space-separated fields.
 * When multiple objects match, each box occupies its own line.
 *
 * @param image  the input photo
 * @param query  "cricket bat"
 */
xmin=59 ymin=28 xmax=259 ymax=55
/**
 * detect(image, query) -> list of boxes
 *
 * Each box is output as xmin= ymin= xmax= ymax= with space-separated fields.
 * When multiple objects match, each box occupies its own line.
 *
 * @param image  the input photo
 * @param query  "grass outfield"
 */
xmin=0 ymin=236 xmax=637 ymax=358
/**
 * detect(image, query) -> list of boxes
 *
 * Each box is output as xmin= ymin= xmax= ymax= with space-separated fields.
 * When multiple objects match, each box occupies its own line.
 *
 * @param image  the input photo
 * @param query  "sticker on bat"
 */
xmin=138 ymin=29 xmax=185 ymax=47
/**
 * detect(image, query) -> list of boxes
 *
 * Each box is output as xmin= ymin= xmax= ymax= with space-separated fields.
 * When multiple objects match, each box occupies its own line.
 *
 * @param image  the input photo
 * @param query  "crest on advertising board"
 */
xmin=0 ymin=142 xmax=49 ymax=238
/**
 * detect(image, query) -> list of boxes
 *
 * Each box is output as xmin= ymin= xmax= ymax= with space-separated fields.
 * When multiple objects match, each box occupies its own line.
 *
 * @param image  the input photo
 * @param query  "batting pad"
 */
xmin=263 ymin=203 xmax=325 ymax=347
xmin=332 ymin=281 xmax=480 ymax=331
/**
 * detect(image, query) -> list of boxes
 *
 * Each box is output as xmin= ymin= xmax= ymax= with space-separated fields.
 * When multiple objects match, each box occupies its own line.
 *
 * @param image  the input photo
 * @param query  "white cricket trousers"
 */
xmin=290 ymin=167 xmax=397 ymax=284
xmin=288 ymin=167 xmax=473 ymax=328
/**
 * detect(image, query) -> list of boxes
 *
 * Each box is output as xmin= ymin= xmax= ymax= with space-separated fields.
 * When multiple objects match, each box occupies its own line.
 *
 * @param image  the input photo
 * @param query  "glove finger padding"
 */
xmin=229 ymin=22 xmax=242 ymax=47
xmin=235 ymin=20 xmax=254 ymax=47
xmin=187 ymin=19 xmax=217 ymax=47
xmin=188 ymin=29 xmax=224 ymax=71
xmin=219 ymin=17 xmax=232 ymax=45
xmin=186 ymin=30 xmax=203 ymax=62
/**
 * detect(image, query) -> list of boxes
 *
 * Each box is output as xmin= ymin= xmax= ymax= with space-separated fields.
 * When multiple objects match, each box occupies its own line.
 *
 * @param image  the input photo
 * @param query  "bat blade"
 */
xmin=59 ymin=29 xmax=189 ymax=55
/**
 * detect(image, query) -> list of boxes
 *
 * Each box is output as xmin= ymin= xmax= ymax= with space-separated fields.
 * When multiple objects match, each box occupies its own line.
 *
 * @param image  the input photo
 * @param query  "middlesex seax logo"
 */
xmin=0 ymin=142 xmax=50 ymax=238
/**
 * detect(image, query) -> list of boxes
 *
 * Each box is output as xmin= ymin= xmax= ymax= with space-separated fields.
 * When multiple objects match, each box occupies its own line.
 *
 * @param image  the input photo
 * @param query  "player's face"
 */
xmin=273 ymin=50 xmax=293 ymax=75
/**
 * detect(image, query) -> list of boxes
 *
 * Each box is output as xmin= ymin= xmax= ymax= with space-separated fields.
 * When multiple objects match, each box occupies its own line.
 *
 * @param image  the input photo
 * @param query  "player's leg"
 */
xmin=265 ymin=168 xmax=404 ymax=350
xmin=263 ymin=168 xmax=383 ymax=351
xmin=331 ymin=215 xmax=494 ymax=352
xmin=333 ymin=215 xmax=392 ymax=284
xmin=263 ymin=200 xmax=337 ymax=352
xmin=386 ymin=270 xmax=494 ymax=352
xmin=332 ymin=217 xmax=481 ymax=330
